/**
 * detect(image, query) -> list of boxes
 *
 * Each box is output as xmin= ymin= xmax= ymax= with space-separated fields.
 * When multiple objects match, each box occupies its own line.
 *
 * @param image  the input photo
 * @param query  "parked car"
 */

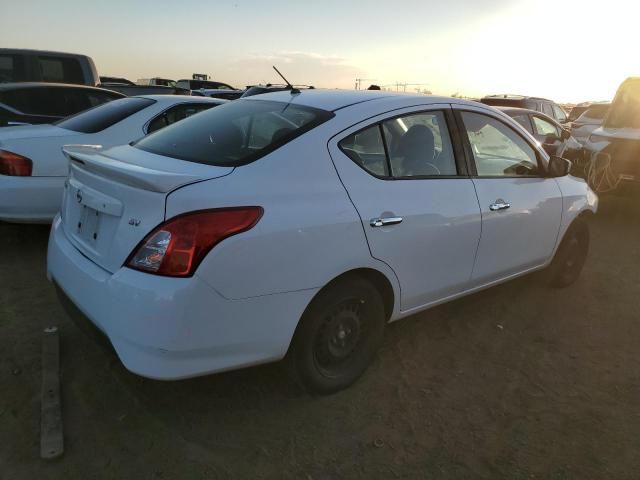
xmin=176 ymin=79 xmax=237 ymax=90
xmin=177 ymin=79 xmax=244 ymax=100
xmin=138 ymin=77 xmax=177 ymax=87
xmin=0 ymin=48 xmax=99 ymax=85
xmin=48 ymin=90 xmax=597 ymax=394
xmin=498 ymin=107 xmax=582 ymax=161
xmin=570 ymin=103 xmax=610 ymax=145
xmin=481 ymin=95 xmax=569 ymax=124
xmin=99 ymin=83 xmax=190 ymax=97
xmin=0 ymin=95 xmax=224 ymax=222
xmin=0 ymin=82 xmax=124 ymax=127
xmin=584 ymin=77 xmax=640 ymax=192
xmin=568 ymin=102 xmax=593 ymax=123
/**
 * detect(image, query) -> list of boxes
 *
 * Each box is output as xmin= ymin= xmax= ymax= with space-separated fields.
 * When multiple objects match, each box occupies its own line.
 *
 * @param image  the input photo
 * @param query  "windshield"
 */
xmin=56 ymin=97 xmax=155 ymax=133
xmin=605 ymin=80 xmax=640 ymax=128
xmin=134 ymin=99 xmax=334 ymax=166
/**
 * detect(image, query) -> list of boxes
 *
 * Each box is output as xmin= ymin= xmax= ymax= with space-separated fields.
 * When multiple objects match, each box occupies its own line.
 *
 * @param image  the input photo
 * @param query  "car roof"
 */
xmin=482 ymin=94 xmax=553 ymax=102
xmin=241 ymin=89 xmax=478 ymax=112
xmin=0 ymin=82 xmax=123 ymax=94
xmin=0 ymin=48 xmax=90 ymax=58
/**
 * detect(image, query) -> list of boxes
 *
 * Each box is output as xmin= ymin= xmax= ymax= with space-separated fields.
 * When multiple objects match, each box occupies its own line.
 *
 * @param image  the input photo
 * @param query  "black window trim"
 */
xmin=337 ymin=106 xmax=468 ymax=181
xmin=143 ymin=101 xmax=219 ymax=134
xmin=453 ymin=107 xmax=550 ymax=179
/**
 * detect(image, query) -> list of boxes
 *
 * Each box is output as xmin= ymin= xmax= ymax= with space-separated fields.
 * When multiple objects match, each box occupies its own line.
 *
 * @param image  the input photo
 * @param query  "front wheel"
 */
xmin=288 ymin=276 xmax=386 ymax=394
xmin=547 ymin=217 xmax=590 ymax=288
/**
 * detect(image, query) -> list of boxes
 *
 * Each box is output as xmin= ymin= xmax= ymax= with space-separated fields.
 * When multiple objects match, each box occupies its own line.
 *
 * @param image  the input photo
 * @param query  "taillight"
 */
xmin=126 ymin=207 xmax=263 ymax=277
xmin=0 ymin=150 xmax=32 ymax=176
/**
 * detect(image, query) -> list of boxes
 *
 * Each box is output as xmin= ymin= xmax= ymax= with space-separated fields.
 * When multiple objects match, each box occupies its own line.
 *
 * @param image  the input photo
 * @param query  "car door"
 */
xmin=531 ymin=114 xmax=565 ymax=157
xmin=454 ymin=107 xmax=563 ymax=285
xmin=328 ymin=106 xmax=482 ymax=312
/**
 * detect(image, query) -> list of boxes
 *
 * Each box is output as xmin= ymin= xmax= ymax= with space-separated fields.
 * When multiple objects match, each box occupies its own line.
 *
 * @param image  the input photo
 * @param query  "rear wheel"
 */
xmin=547 ymin=217 xmax=590 ymax=288
xmin=288 ymin=276 xmax=386 ymax=394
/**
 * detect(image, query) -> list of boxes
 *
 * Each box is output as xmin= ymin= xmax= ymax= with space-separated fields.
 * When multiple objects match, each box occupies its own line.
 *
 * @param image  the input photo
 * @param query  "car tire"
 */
xmin=288 ymin=275 xmax=386 ymax=395
xmin=547 ymin=217 xmax=590 ymax=288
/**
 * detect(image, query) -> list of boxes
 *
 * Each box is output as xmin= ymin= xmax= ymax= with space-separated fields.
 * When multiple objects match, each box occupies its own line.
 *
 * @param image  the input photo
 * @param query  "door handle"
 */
xmin=370 ymin=216 xmax=403 ymax=227
xmin=489 ymin=201 xmax=511 ymax=211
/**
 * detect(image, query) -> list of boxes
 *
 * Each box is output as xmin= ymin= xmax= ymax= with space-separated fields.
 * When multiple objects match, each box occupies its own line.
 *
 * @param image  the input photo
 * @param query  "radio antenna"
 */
xmin=273 ymin=66 xmax=300 ymax=94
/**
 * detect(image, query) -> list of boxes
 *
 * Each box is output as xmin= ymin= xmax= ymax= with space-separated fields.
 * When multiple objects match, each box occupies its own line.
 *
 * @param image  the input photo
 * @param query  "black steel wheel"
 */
xmin=288 ymin=275 xmax=386 ymax=394
xmin=548 ymin=217 xmax=590 ymax=288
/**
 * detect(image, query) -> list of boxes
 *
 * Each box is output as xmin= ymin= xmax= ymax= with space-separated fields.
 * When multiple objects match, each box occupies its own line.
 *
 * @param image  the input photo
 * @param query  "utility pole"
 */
xmin=355 ymin=78 xmax=375 ymax=90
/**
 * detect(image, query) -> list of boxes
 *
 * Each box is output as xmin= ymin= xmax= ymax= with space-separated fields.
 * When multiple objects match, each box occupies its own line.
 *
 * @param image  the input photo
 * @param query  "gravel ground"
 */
xmin=1 ymin=192 xmax=640 ymax=479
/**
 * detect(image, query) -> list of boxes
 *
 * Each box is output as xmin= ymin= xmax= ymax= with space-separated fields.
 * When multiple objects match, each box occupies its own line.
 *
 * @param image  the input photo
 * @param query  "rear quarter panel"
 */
xmin=164 ymin=122 xmax=401 ymax=310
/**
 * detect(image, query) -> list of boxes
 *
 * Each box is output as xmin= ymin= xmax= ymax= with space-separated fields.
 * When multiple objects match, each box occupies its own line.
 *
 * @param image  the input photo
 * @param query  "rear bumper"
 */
xmin=47 ymin=215 xmax=317 ymax=380
xmin=0 ymin=175 xmax=64 ymax=223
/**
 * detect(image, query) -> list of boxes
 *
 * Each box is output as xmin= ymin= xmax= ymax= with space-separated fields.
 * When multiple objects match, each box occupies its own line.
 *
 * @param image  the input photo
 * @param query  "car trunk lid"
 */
xmin=60 ymin=144 xmax=234 ymax=273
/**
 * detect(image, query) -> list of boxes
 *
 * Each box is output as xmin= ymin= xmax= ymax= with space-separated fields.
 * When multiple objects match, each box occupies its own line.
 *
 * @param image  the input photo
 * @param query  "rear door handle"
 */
xmin=489 ymin=201 xmax=511 ymax=211
xmin=370 ymin=217 xmax=403 ymax=227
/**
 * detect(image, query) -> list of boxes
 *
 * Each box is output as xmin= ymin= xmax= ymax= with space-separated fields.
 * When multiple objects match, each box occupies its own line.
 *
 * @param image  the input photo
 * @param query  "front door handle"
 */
xmin=489 ymin=201 xmax=511 ymax=211
xmin=370 ymin=216 xmax=403 ymax=227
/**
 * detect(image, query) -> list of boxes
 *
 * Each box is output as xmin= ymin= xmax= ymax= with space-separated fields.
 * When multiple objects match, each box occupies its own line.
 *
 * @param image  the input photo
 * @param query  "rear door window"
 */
xmin=383 ymin=111 xmax=457 ymax=177
xmin=57 ymin=97 xmax=155 ymax=133
xmin=542 ymin=103 xmax=554 ymax=117
xmin=134 ymin=99 xmax=334 ymax=166
xmin=38 ymin=56 xmax=84 ymax=84
xmin=339 ymin=124 xmax=388 ymax=177
xmin=338 ymin=110 xmax=458 ymax=178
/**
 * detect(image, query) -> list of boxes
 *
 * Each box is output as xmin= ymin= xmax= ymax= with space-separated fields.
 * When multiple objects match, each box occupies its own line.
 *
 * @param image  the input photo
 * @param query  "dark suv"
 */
xmin=480 ymin=95 xmax=568 ymax=124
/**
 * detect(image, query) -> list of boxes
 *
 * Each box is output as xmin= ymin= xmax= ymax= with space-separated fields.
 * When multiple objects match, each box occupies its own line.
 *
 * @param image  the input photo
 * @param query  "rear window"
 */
xmin=0 ymin=87 xmax=67 ymax=116
xmin=134 ymin=99 xmax=334 ymax=166
xmin=38 ymin=56 xmax=84 ymax=84
xmin=481 ymin=98 xmax=522 ymax=108
xmin=56 ymin=97 xmax=155 ymax=133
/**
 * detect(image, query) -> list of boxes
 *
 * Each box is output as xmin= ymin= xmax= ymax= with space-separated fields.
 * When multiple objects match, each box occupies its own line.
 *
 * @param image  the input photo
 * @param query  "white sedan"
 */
xmin=0 ymin=95 xmax=225 ymax=223
xmin=47 ymin=90 xmax=597 ymax=394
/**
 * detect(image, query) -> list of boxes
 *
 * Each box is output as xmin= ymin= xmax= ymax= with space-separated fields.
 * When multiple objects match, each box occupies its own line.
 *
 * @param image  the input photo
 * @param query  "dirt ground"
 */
xmin=2 ymin=192 xmax=640 ymax=480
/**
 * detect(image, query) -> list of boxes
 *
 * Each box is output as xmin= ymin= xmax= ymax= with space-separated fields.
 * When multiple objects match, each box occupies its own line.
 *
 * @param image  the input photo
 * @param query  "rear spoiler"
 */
xmin=62 ymin=145 xmax=212 ymax=193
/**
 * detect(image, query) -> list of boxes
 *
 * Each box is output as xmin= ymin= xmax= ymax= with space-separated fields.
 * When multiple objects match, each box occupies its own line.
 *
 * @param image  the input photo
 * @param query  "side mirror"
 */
xmin=561 ymin=129 xmax=571 ymax=140
xmin=548 ymin=155 xmax=572 ymax=177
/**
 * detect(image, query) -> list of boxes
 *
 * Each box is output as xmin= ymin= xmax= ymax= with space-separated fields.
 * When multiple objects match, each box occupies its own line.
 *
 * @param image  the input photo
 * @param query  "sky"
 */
xmin=4 ymin=0 xmax=639 ymax=103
